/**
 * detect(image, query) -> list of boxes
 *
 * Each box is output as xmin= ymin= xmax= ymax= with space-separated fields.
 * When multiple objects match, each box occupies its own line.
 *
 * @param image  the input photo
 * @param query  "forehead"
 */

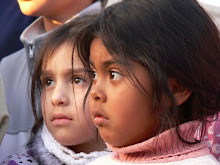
xmin=90 ymin=38 xmax=114 ymax=63
xmin=42 ymin=42 xmax=82 ymax=70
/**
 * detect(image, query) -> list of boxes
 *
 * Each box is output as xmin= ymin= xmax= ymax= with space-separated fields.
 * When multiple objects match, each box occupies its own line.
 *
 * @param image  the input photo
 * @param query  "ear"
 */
xmin=168 ymin=78 xmax=192 ymax=106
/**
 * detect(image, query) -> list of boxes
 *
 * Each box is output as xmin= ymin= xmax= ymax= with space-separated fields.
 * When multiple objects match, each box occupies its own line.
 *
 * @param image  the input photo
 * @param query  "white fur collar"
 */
xmin=42 ymin=124 xmax=109 ymax=165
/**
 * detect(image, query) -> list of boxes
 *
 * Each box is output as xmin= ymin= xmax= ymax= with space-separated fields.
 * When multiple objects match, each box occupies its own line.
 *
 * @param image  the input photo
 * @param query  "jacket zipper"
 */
xmin=29 ymin=44 xmax=34 ymax=58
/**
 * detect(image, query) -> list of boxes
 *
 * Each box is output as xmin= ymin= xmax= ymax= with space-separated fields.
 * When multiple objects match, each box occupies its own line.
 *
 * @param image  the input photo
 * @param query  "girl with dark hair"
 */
xmin=2 ymin=17 xmax=108 ymax=165
xmin=75 ymin=0 xmax=220 ymax=164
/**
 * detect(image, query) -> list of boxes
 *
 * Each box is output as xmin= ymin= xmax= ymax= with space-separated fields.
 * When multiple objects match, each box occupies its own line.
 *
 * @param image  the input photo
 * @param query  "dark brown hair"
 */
xmin=76 ymin=0 xmax=220 ymax=144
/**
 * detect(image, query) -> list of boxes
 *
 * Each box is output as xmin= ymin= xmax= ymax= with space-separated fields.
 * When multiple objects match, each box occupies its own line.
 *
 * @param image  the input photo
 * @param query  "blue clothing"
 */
xmin=0 ymin=0 xmax=36 ymax=60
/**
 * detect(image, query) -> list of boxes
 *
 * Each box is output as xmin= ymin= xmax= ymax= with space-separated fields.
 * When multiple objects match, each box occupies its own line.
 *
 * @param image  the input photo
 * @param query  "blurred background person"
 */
xmin=0 ymin=75 xmax=9 ymax=145
xmin=198 ymin=0 xmax=220 ymax=28
xmin=0 ymin=0 xmax=36 ymax=60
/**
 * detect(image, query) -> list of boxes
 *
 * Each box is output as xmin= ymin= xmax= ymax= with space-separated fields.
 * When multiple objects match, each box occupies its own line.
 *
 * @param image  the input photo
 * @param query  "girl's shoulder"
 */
xmin=1 ymin=153 xmax=38 ymax=165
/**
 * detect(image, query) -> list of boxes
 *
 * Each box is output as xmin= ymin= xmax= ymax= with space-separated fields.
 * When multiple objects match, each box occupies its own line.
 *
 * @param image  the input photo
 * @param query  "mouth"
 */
xmin=91 ymin=108 xmax=109 ymax=126
xmin=52 ymin=113 xmax=72 ymax=126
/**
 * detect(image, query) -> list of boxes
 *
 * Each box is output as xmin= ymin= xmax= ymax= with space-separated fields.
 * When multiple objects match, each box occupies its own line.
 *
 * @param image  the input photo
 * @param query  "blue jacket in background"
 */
xmin=0 ymin=0 xmax=36 ymax=60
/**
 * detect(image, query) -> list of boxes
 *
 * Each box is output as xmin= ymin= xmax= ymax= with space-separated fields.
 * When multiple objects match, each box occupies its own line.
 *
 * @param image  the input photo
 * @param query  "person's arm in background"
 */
xmin=0 ymin=75 xmax=9 ymax=144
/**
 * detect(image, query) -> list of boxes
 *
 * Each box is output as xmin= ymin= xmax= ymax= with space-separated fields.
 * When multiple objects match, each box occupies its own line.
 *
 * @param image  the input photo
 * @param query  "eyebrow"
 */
xmin=89 ymin=59 xmax=118 ymax=68
xmin=41 ymin=68 xmax=89 ymax=77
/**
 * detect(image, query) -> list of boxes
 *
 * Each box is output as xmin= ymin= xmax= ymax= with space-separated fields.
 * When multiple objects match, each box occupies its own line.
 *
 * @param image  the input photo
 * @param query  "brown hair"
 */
xmin=76 ymin=0 xmax=220 ymax=144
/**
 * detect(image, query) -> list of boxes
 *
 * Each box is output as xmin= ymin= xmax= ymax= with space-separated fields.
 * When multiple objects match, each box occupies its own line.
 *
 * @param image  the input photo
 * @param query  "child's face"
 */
xmin=41 ymin=42 xmax=95 ymax=148
xmin=89 ymin=38 xmax=159 ymax=147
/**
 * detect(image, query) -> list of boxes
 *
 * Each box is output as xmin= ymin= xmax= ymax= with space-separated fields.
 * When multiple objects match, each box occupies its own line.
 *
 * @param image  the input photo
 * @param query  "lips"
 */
xmin=52 ymin=113 xmax=72 ymax=126
xmin=91 ymin=108 xmax=109 ymax=126
xmin=52 ymin=113 xmax=72 ymax=120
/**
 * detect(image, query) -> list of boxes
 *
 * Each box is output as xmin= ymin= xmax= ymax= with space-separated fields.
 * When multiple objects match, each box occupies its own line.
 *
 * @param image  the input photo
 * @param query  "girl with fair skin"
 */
xmin=2 ymin=18 xmax=107 ymax=165
xmin=75 ymin=0 xmax=220 ymax=164
xmin=0 ymin=0 xmax=107 ymax=160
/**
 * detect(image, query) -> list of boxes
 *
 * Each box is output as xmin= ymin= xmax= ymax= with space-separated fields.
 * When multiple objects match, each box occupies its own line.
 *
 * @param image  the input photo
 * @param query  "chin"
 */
xmin=102 ymin=135 xmax=129 ymax=148
xmin=20 ymin=9 xmax=34 ymax=16
xmin=55 ymin=137 xmax=74 ymax=146
xmin=19 ymin=5 xmax=39 ymax=16
xmin=56 ymin=136 xmax=88 ymax=146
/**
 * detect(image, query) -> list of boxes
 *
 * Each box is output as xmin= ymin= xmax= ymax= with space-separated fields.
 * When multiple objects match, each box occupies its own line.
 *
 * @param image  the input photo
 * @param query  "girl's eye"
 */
xmin=93 ymin=72 xmax=98 ymax=80
xmin=73 ymin=77 xmax=86 ymax=85
xmin=45 ymin=78 xmax=54 ymax=87
xmin=110 ymin=71 xmax=122 ymax=80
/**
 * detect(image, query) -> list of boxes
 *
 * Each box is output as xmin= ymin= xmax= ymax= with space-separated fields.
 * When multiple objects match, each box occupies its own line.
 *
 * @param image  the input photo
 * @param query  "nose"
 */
xmin=51 ymin=83 xmax=69 ymax=106
xmin=90 ymin=80 xmax=107 ymax=103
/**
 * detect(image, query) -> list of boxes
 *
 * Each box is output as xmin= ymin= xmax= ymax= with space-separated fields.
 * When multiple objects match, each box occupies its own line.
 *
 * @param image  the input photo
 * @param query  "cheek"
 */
xmin=41 ymin=103 xmax=47 ymax=123
xmin=112 ymin=89 xmax=155 ymax=127
xmin=74 ymin=93 xmax=96 ymax=135
xmin=85 ymin=98 xmax=91 ymax=119
xmin=84 ymin=99 xmax=97 ymax=132
xmin=41 ymin=93 xmax=50 ymax=121
xmin=74 ymin=87 xmax=88 ymax=106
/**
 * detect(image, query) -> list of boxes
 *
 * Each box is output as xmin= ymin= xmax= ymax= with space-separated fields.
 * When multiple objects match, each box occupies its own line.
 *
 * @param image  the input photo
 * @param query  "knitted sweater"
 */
xmin=88 ymin=121 xmax=219 ymax=165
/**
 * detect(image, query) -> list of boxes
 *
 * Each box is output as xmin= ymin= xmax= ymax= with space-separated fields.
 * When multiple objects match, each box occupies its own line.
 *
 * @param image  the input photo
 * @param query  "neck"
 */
xmin=43 ymin=17 xmax=62 ymax=32
xmin=43 ymin=1 xmax=95 ymax=32
xmin=69 ymin=137 xmax=106 ymax=154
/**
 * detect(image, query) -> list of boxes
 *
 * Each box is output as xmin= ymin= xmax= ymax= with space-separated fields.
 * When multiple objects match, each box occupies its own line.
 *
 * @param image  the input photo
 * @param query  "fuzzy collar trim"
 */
xmin=42 ymin=124 xmax=109 ymax=165
xmin=27 ymin=124 xmax=109 ymax=165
